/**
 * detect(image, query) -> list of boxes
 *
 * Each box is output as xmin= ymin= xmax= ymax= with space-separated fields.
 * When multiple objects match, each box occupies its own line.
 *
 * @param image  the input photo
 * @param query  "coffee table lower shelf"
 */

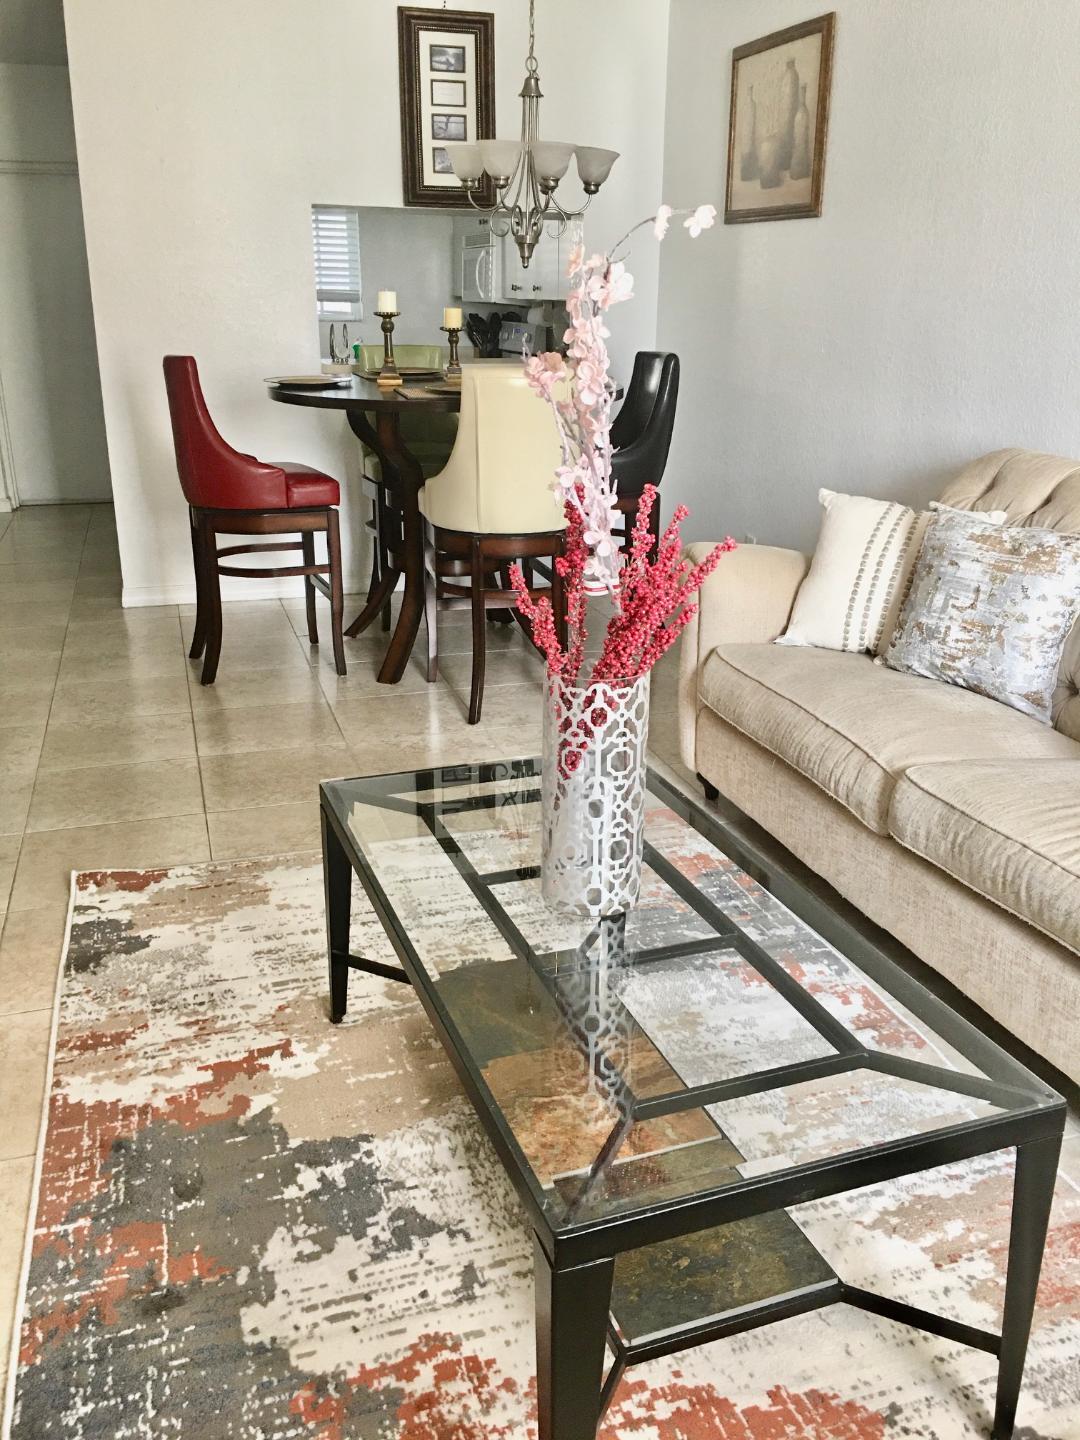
xmin=602 ymin=1210 xmax=1005 ymax=1424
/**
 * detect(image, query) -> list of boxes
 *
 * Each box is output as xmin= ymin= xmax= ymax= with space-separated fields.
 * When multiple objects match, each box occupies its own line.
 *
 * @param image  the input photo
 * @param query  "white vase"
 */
xmin=757 ymin=132 xmax=784 ymax=189
xmin=739 ymin=83 xmax=759 ymax=181
xmin=778 ymin=57 xmax=800 ymax=171
xmin=790 ymin=83 xmax=811 ymax=180
xmin=541 ymin=674 xmax=651 ymax=916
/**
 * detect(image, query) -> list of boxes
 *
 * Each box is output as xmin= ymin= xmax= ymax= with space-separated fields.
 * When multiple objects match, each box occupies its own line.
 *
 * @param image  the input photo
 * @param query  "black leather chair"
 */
xmin=611 ymin=351 xmax=680 ymax=545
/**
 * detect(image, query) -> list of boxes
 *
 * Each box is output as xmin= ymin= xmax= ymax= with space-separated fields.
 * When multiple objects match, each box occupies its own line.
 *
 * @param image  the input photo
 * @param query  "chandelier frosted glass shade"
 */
xmin=447 ymin=143 xmax=484 ymax=182
xmin=477 ymin=139 xmax=523 ymax=182
xmin=574 ymin=145 xmax=620 ymax=190
xmin=531 ymin=140 xmax=575 ymax=183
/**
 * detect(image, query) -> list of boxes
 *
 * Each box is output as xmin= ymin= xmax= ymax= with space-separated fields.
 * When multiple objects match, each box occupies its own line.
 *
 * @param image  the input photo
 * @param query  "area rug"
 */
xmin=4 ymin=854 xmax=1079 ymax=1439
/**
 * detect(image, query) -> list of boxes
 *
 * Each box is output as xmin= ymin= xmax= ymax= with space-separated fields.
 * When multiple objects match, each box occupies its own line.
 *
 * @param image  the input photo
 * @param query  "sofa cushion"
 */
xmin=890 ymin=761 xmax=1080 ymax=954
xmin=699 ymin=644 xmax=1080 ymax=834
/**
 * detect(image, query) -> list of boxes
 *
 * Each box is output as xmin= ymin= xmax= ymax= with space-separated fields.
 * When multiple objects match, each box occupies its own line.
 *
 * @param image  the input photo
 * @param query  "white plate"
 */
xmin=264 ymin=375 xmax=352 ymax=388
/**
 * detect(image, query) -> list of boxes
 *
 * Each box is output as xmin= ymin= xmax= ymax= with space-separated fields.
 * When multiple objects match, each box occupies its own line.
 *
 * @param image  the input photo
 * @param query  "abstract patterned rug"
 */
xmin=4 ymin=854 xmax=1079 ymax=1439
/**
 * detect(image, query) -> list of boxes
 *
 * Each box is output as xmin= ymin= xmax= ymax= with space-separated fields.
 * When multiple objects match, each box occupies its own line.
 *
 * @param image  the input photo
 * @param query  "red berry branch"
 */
xmin=510 ymin=485 xmax=735 ymax=688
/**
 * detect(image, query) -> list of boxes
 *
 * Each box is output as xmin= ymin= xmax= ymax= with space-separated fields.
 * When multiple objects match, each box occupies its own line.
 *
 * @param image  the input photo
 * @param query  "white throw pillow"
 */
xmin=777 ymin=491 xmax=1005 ymax=656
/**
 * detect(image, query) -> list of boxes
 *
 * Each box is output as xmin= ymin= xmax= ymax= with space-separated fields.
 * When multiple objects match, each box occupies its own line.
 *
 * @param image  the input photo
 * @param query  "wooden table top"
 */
xmin=266 ymin=375 xmax=461 ymax=414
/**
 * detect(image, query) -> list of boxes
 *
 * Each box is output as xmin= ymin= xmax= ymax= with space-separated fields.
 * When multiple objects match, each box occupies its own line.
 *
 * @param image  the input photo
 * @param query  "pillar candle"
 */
xmin=377 ymin=290 xmax=397 ymax=312
xmin=443 ymin=306 xmax=463 ymax=329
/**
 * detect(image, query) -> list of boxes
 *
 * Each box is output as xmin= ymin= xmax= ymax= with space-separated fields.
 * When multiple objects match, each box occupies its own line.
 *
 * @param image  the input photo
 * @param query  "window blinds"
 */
xmin=312 ymin=206 xmax=362 ymax=319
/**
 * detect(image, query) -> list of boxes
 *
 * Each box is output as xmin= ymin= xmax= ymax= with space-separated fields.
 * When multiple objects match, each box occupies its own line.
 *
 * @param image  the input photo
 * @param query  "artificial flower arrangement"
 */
xmin=510 ymin=203 xmax=736 ymax=694
xmin=510 ymin=204 xmax=736 ymax=915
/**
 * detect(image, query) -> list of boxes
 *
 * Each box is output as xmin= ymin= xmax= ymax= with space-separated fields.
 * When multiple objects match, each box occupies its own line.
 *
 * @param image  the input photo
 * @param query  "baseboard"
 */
xmin=16 ymin=496 xmax=113 ymax=506
xmin=0 ymin=498 xmax=12 ymax=513
xmin=122 ymin=577 xmax=309 ymax=608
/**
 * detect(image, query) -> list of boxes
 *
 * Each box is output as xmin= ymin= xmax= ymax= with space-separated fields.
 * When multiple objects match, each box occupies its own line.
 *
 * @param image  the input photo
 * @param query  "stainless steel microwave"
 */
xmin=458 ymin=224 xmax=501 ymax=304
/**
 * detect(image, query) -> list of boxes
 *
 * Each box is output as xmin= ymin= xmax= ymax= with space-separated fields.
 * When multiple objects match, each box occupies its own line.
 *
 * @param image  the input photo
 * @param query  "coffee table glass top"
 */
xmin=321 ymin=758 xmax=1061 ymax=1241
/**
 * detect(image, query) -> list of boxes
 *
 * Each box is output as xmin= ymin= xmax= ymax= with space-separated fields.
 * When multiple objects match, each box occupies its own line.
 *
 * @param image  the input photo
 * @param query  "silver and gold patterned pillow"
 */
xmin=883 ymin=509 xmax=1080 ymax=722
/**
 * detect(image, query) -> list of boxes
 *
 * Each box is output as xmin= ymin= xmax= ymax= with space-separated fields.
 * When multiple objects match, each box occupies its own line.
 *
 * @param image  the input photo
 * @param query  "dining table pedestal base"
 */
xmin=268 ymin=376 xmax=461 ymax=687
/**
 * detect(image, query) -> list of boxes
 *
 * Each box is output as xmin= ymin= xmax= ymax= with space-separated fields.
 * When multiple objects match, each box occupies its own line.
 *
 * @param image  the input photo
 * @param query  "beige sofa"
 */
xmin=679 ymin=449 xmax=1080 ymax=1084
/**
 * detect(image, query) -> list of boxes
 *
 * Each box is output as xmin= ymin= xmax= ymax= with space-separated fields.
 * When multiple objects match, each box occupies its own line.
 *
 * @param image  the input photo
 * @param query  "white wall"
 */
xmin=64 ymin=0 xmax=670 ymax=605
xmin=0 ymin=62 xmax=111 ymax=505
xmin=659 ymin=0 xmax=1080 ymax=553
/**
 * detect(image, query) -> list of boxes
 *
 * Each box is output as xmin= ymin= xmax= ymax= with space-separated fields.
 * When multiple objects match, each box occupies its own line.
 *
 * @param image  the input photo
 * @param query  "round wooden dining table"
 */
xmin=268 ymin=375 xmax=460 ymax=685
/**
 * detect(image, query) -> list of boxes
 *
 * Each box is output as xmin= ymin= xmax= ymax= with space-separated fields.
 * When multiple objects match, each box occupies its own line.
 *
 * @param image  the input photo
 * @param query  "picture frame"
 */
xmin=398 ymin=7 xmax=495 ymax=209
xmin=725 ymin=12 xmax=835 ymax=224
xmin=431 ymin=79 xmax=466 ymax=107
xmin=432 ymin=113 xmax=467 ymax=142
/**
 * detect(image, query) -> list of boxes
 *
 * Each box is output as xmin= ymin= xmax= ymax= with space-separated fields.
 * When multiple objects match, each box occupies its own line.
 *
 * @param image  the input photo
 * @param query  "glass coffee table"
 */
xmin=320 ymin=758 xmax=1066 ymax=1440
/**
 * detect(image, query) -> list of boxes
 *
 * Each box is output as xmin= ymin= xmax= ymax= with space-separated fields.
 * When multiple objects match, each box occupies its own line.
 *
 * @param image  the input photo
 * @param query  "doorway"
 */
xmin=0 ymin=165 xmax=111 ymax=505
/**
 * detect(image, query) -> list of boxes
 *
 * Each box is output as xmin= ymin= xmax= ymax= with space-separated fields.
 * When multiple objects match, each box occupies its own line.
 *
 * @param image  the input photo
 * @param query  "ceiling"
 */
xmin=0 ymin=0 xmax=67 ymax=65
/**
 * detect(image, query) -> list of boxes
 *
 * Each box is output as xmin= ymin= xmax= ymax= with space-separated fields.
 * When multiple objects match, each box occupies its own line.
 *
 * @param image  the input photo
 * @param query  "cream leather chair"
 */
xmin=419 ymin=364 xmax=566 ymax=723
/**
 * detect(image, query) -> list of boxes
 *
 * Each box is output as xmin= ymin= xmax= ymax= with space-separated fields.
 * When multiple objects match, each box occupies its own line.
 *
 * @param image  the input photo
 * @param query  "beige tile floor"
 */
xmin=0 ymin=500 xmax=691 ymax=1393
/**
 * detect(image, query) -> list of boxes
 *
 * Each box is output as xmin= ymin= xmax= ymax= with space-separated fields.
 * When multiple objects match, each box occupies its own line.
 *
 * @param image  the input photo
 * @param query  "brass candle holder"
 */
xmin=441 ymin=326 xmax=462 ymax=386
xmin=374 ymin=310 xmax=402 ymax=388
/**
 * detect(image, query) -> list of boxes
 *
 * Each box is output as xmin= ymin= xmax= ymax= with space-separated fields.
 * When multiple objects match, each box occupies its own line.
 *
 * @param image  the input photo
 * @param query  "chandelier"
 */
xmin=447 ymin=0 xmax=619 ymax=268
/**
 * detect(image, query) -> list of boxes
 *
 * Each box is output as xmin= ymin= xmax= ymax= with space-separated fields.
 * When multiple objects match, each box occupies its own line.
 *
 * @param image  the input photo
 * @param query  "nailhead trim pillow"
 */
xmin=883 ymin=508 xmax=1080 ymax=722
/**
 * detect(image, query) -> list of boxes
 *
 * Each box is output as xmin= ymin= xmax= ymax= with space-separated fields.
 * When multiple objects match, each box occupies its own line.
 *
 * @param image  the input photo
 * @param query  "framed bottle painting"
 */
xmin=397 ymin=7 xmax=496 ymax=208
xmin=725 ymin=12 xmax=835 ymax=223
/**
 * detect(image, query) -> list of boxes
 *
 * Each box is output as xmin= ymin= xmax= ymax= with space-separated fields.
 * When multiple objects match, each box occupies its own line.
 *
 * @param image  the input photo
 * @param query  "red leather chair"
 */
xmin=163 ymin=355 xmax=346 ymax=684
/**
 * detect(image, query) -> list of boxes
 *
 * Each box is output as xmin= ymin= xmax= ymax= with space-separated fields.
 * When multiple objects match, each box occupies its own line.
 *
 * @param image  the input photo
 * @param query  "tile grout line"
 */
xmin=270 ymin=592 xmax=371 ymax=747
xmin=181 ymin=607 xmax=215 ymax=863
xmin=204 ymin=599 xmax=352 ymax=843
xmin=13 ymin=509 xmax=91 ymax=868
xmin=0 ymin=510 xmax=91 ymax=1161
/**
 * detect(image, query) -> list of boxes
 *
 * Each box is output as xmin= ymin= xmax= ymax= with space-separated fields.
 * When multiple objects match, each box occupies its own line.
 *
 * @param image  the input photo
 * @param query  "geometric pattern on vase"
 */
xmin=541 ymin=673 xmax=651 ymax=916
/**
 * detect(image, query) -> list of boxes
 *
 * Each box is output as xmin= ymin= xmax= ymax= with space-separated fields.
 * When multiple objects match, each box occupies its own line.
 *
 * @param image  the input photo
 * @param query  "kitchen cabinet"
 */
xmin=501 ymin=219 xmax=575 ymax=304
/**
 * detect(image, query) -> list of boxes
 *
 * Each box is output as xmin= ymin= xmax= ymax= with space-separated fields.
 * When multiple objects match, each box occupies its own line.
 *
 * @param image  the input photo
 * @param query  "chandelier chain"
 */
xmin=526 ymin=0 xmax=537 ymax=73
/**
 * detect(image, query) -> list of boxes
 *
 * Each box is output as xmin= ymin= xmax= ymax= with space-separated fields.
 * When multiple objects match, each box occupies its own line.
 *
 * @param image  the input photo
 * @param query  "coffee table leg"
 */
xmin=533 ymin=1235 xmax=614 ymax=1440
xmin=992 ymin=1134 xmax=1061 ymax=1439
xmin=321 ymin=808 xmax=351 ymax=1024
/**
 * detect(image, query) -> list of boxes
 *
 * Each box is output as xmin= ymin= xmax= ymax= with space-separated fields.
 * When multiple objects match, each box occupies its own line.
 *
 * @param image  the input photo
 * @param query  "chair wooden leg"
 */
xmin=488 ymin=567 xmax=514 ymax=625
xmin=469 ymin=537 xmax=487 ymax=724
xmin=188 ymin=508 xmax=208 ymax=660
xmin=326 ymin=508 xmax=346 ymax=676
xmin=423 ymin=528 xmax=439 ymax=684
xmin=301 ymin=531 xmax=319 ymax=646
xmin=200 ymin=516 xmax=223 ymax=686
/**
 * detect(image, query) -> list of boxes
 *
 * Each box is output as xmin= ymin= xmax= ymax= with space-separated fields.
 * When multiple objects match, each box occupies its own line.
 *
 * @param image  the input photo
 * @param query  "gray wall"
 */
xmin=659 ymin=0 xmax=1080 ymax=553
xmin=0 ymin=62 xmax=111 ymax=504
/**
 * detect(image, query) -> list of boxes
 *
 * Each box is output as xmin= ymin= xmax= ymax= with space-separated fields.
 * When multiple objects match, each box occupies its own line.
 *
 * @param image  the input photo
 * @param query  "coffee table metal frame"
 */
xmin=319 ymin=759 xmax=1066 ymax=1440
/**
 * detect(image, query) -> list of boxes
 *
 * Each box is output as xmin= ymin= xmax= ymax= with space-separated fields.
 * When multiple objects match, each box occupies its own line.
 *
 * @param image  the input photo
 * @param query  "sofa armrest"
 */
xmin=678 ymin=542 xmax=809 ymax=771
